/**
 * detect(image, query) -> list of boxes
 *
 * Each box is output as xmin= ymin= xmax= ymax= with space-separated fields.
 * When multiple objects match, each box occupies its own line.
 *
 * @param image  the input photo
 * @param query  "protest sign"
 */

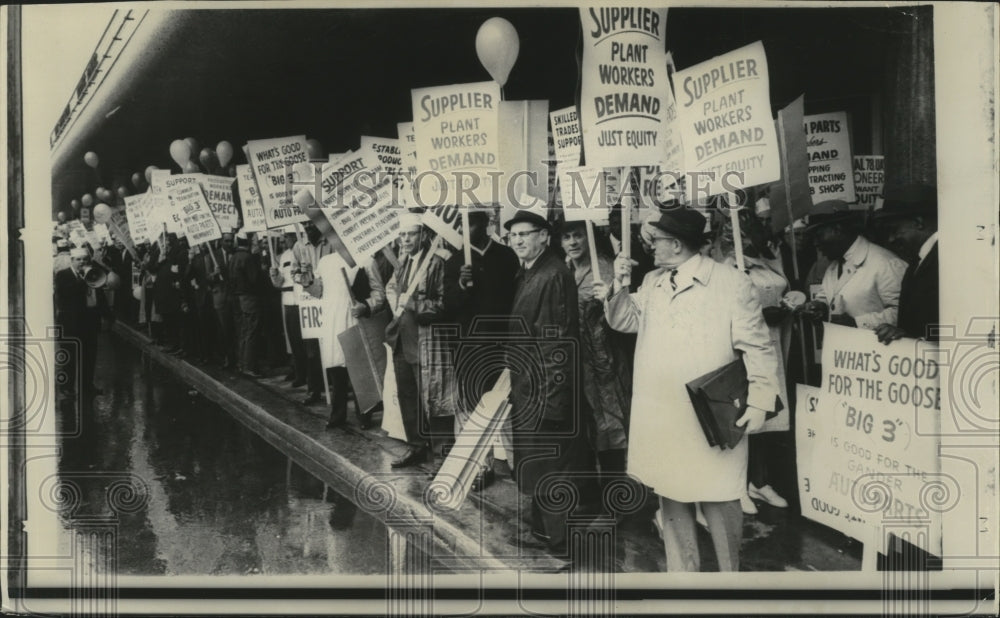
xmin=318 ymin=150 xmax=399 ymax=263
xmin=338 ymin=311 xmax=391 ymax=415
xmin=398 ymin=122 xmax=418 ymax=176
xmin=411 ymin=81 xmax=500 ymax=206
xmin=360 ymin=135 xmax=410 ymax=206
xmin=149 ymin=169 xmax=179 ymax=235
xmin=66 ymin=220 xmax=88 ymax=247
xmin=796 ymin=324 xmax=942 ymax=556
xmin=638 ymin=165 xmax=683 ymax=209
xmin=550 ymin=105 xmax=582 ymax=169
xmin=422 ymin=204 xmax=465 ymax=249
xmin=162 ymin=174 xmax=205 ymax=238
xmin=673 ymin=41 xmax=780 ymax=198
xmin=199 ymin=175 xmax=240 ymax=231
xmin=560 ymin=166 xmax=610 ymax=222
xmin=168 ymin=183 xmax=222 ymax=245
xmin=235 ymin=164 xmax=267 ymax=233
xmin=498 ymin=100 xmax=549 ymax=206
xmin=123 ymin=194 xmax=152 ymax=244
xmin=769 ymin=96 xmax=812 ymax=235
xmin=852 ymin=155 xmax=884 ymax=211
xmin=803 ymin=111 xmax=856 ymax=202
xmin=246 ymin=135 xmax=310 ymax=228
xmin=430 ymin=371 xmax=512 ymax=510
xmin=108 ymin=206 xmax=136 ymax=253
xmin=579 ymin=7 xmax=671 ymax=168
xmin=297 ymin=287 xmax=335 ymax=370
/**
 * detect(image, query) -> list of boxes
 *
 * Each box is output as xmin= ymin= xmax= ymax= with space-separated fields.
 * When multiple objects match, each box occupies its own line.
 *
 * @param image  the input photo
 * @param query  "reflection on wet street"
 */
xmin=52 ymin=330 xmax=863 ymax=576
xmin=56 ymin=333 xmax=388 ymax=576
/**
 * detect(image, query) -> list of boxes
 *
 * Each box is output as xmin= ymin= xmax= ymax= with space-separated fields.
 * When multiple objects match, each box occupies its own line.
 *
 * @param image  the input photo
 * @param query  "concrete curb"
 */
xmin=113 ymin=321 xmax=566 ymax=572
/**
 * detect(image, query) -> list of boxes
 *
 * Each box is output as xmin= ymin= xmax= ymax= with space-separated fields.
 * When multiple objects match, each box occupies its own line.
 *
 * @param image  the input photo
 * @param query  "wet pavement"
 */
xmin=56 ymin=332 xmax=389 ymax=576
xmin=53 ymin=329 xmax=863 ymax=575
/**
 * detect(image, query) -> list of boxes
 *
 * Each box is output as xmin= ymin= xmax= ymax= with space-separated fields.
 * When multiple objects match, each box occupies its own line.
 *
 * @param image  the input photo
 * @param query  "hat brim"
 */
xmin=871 ymin=204 xmax=936 ymax=221
xmin=503 ymin=211 xmax=549 ymax=231
xmin=648 ymin=220 xmax=708 ymax=245
xmin=804 ymin=212 xmax=861 ymax=234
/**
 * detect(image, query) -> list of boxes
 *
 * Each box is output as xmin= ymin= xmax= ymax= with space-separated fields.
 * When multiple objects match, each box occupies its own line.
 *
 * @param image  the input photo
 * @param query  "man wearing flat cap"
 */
xmin=505 ymin=207 xmax=589 ymax=555
xmin=385 ymin=212 xmax=451 ymax=468
xmin=594 ymin=206 xmax=781 ymax=572
xmin=872 ymin=184 xmax=939 ymax=342
xmin=799 ymin=200 xmax=907 ymax=329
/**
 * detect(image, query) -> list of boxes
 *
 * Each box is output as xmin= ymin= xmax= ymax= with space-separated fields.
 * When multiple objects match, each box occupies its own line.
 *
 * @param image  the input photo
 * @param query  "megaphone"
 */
xmin=83 ymin=263 xmax=108 ymax=288
xmin=83 ymin=261 xmax=121 ymax=290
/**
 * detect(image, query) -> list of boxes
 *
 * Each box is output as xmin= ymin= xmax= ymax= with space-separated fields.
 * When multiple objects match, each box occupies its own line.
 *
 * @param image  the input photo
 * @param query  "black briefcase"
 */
xmin=685 ymin=359 xmax=750 ymax=450
xmin=685 ymin=359 xmax=783 ymax=450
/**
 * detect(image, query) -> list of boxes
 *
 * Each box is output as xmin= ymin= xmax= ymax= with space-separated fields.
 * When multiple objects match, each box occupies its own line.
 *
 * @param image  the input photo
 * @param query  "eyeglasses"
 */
xmin=649 ymin=234 xmax=677 ymax=244
xmin=508 ymin=228 xmax=544 ymax=240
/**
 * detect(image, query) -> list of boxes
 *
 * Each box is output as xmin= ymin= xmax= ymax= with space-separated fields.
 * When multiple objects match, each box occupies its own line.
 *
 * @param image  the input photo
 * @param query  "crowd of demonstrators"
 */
xmin=50 ymin=180 xmax=940 ymax=570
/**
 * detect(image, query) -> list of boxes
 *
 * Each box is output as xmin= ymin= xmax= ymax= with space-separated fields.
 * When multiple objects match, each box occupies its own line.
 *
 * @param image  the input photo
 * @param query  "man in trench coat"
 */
xmin=594 ymin=207 xmax=781 ymax=572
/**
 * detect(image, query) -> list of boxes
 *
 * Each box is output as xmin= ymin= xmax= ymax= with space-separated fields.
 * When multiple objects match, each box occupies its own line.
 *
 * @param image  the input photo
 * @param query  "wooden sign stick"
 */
xmin=461 ymin=209 xmax=472 ymax=266
xmin=585 ymin=220 xmax=603 ymax=285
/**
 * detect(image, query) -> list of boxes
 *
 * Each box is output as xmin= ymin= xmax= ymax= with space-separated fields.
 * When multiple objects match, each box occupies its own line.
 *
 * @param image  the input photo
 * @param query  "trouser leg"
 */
xmin=283 ymin=305 xmax=307 ymax=382
xmin=329 ymin=366 xmax=349 ymax=423
xmin=394 ymin=353 xmax=424 ymax=448
xmin=240 ymin=300 xmax=262 ymax=373
xmin=701 ymin=499 xmax=742 ymax=572
xmin=748 ymin=433 xmax=766 ymax=488
xmin=659 ymin=496 xmax=700 ymax=572
xmin=531 ymin=492 xmax=569 ymax=554
xmin=304 ymin=339 xmax=324 ymax=395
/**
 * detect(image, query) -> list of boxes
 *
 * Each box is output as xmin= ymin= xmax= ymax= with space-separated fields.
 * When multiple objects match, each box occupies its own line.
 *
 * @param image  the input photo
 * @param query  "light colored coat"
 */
xmin=605 ymin=254 xmax=780 ymax=502
xmin=305 ymin=252 xmax=385 ymax=367
xmin=821 ymin=235 xmax=907 ymax=330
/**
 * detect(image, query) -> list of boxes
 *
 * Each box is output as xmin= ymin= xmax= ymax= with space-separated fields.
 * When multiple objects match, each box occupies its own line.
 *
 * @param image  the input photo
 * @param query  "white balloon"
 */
xmin=216 ymin=141 xmax=234 ymax=168
xmin=170 ymin=140 xmax=192 ymax=167
xmin=93 ymin=203 xmax=113 ymax=224
xmin=475 ymin=17 xmax=520 ymax=87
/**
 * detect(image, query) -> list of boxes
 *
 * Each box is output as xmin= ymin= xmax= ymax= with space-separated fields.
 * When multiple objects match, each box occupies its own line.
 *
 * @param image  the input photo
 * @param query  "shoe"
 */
xmin=740 ymin=493 xmax=758 ymax=515
xmin=749 ymin=483 xmax=788 ymax=508
xmin=391 ymin=445 xmax=429 ymax=468
xmin=357 ymin=411 xmax=374 ymax=430
xmin=291 ymin=378 xmax=307 ymax=388
xmin=325 ymin=417 xmax=346 ymax=429
xmin=301 ymin=392 xmax=322 ymax=405
xmin=470 ymin=467 xmax=495 ymax=492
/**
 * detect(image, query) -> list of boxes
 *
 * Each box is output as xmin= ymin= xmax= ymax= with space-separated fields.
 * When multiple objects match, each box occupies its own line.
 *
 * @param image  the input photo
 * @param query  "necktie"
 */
xmin=669 ymin=269 xmax=678 ymax=291
xmin=837 ymin=258 xmax=846 ymax=278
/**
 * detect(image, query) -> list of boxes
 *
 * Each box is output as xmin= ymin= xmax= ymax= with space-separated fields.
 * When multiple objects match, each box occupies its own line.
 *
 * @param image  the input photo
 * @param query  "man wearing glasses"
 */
xmin=593 ymin=207 xmax=780 ymax=572
xmin=504 ymin=209 xmax=589 ymax=556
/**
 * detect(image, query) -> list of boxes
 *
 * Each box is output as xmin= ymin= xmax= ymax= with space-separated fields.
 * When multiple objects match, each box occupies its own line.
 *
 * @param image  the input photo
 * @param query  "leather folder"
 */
xmin=685 ymin=359 xmax=782 ymax=450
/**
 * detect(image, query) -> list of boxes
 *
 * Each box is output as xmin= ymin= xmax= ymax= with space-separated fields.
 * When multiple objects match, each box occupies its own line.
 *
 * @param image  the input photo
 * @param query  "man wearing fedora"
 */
xmin=595 ymin=206 xmax=781 ymax=572
xmin=504 ymin=208 xmax=590 ymax=555
xmin=798 ymin=200 xmax=907 ymax=329
xmin=872 ymin=184 xmax=939 ymax=343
